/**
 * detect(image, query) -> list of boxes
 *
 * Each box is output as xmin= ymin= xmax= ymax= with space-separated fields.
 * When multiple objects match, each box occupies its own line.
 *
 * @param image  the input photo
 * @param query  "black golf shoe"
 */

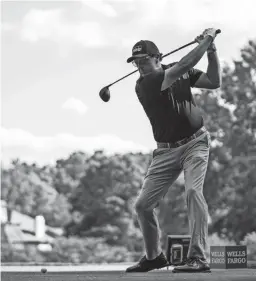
xmin=126 ymin=252 xmax=169 ymax=272
xmin=172 ymin=257 xmax=211 ymax=273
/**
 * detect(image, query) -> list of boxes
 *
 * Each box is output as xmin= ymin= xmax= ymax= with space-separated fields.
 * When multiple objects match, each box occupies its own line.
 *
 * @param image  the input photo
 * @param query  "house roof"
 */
xmin=4 ymin=224 xmax=54 ymax=244
xmin=1 ymin=200 xmax=63 ymax=237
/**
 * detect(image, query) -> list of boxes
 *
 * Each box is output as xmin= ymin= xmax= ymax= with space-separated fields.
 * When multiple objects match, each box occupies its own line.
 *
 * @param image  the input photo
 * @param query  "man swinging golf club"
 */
xmin=125 ymin=28 xmax=221 ymax=273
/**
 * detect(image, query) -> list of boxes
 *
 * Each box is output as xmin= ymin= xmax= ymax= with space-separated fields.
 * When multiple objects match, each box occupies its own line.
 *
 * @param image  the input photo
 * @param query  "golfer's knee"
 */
xmin=134 ymin=198 xmax=151 ymax=214
xmin=134 ymin=199 xmax=145 ymax=213
xmin=186 ymin=188 xmax=197 ymax=199
xmin=134 ymin=179 xmax=157 ymax=213
xmin=186 ymin=188 xmax=201 ymax=203
xmin=186 ymin=188 xmax=208 ymax=208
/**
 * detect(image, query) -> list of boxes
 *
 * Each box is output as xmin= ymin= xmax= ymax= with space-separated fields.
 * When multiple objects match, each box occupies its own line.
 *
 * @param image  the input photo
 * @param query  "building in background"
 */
xmin=1 ymin=200 xmax=63 ymax=253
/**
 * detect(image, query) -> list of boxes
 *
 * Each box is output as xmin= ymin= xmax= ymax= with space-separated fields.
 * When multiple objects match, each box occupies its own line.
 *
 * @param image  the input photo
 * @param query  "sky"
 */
xmin=1 ymin=0 xmax=256 ymax=167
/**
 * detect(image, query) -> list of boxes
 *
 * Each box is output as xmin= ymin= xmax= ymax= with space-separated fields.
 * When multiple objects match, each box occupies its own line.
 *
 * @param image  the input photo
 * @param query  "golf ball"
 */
xmin=41 ymin=268 xmax=47 ymax=273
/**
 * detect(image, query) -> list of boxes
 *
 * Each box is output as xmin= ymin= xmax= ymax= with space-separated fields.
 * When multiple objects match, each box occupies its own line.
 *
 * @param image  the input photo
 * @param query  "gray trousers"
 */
xmin=134 ymin=130 xmax=211 ymax=260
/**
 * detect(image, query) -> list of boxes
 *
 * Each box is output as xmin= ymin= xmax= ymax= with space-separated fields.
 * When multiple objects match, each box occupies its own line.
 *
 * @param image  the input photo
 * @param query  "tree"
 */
xmin=65 ymin=150 xmax=148 ymax=250
xmin=1 ymin=160 xmax=36 ymax=220
xmin=52 ymin=151 xmax=89 ymax=197
xmin=41 ymin=193 xmax=72 ymax=228
xmin=1 ymin=160 xmax=72 ymax=228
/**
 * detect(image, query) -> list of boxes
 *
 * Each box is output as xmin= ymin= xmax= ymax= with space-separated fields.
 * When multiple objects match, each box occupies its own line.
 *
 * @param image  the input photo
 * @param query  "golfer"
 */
xmin=125 ymin=28 xmax=221 ymax=273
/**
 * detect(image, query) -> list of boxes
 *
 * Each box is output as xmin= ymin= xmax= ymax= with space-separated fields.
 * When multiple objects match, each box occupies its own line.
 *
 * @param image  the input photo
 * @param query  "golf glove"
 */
xmin=202 ymin=28 xmax=218 ymax=39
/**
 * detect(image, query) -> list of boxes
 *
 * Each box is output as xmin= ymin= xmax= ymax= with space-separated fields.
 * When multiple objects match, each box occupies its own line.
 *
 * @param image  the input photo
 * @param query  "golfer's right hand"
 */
xmin=202 ymin=28 xmax=218 ymax=39
xmin=195 ymin=34 xmax=204 ymax=44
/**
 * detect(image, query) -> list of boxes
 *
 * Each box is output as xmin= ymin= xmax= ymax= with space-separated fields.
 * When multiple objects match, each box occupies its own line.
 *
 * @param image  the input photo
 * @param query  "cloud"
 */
xmin=138 ymin=0 xmax=168 ymax=24
xmin=1 ymin=22 xmax=17 ymax=32
xmin=0 ymin=127 xmax=150 ymax=166
xmin=1 ymin=128 xmax=46 ymax=150
xmin=17 ymin=0 xmax=256 ymax=59
xmin=20 ymin=8 xmax=106 ymax=47
xmin=62 ymin=97 xmax=88 ymax=115
xmin=138 ymin=0 xmax=256 ymax=29
xmin=20 ymin=8 xmax=62 ymax=42
xmin=81 ymin=0 xmax=117 ymax=17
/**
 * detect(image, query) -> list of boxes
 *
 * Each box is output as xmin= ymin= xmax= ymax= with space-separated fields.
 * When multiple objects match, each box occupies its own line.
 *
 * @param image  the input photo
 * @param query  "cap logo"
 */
xmin=133 ymin=45 xmax=142 ymax=54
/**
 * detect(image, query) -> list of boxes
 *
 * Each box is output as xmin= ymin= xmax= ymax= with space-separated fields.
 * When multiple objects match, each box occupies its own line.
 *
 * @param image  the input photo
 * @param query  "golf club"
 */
xmin=99 ymin=29 xmax=221 ymax=102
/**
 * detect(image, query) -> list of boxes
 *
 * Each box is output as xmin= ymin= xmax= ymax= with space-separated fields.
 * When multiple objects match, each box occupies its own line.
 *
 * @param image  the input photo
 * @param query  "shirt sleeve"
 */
xmin=189 ymin=68 xmax=203 ymax=87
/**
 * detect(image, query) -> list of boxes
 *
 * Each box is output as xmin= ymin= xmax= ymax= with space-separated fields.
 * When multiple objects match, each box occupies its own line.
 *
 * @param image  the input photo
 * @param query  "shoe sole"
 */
xmin=172 ymin=269 xmax=211 ymax=273
xmin=154 ymin=263 xmax=171 ymax=270
xmin=126 ymin=262 xmax=170 ymax=273
xmin=144 ymin=262 xmax=171 ymax=272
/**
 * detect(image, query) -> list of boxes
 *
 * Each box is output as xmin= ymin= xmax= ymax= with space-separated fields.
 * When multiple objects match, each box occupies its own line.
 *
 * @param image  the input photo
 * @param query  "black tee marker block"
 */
xmin=166 ymin=235 xmax=191 ymax=265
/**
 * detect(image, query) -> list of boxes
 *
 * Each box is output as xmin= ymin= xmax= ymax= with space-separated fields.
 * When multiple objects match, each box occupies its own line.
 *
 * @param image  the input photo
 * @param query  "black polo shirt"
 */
xmin=135 ymin=63 xmax=204 ymax=143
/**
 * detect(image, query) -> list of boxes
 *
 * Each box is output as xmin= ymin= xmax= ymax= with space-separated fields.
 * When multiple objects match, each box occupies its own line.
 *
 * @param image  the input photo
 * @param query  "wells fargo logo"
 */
xmin=210 ymin=246 xmax=247 ymax=269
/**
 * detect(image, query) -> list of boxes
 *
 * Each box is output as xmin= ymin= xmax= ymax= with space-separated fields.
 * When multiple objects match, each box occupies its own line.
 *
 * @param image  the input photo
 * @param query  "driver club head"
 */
xmin=99 ymin=86 xmax=110 ymax=102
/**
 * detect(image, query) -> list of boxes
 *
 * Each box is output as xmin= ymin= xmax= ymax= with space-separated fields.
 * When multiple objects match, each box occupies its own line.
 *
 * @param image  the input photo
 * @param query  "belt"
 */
xmin=157 ymin=126 xmax=207 ymax=148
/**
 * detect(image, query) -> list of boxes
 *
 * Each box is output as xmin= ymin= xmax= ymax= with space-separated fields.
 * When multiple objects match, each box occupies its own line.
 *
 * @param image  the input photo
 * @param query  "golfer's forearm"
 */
xmin=206 ymin=51 xmax=221 ymax=87
xmin=178 ymin=36 xmax=213 ymax=70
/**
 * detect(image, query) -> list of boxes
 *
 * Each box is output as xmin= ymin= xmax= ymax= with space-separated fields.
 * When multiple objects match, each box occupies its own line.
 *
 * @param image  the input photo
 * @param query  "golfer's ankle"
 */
xmin=146 ymin=251 xmax=162 ymax=260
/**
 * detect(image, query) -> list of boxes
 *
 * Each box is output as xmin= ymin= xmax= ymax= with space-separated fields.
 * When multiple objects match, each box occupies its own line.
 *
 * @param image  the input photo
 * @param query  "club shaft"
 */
xmin=107 ymin=29 xmax=221 ymax=88
xmin=107 ymin=69 xmax=138 ymax=88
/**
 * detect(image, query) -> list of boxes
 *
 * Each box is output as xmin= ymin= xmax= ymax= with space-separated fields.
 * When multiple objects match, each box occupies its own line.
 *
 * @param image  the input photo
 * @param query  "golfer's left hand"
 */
xmin=195 ymin=28 xmax=219 ymax=44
